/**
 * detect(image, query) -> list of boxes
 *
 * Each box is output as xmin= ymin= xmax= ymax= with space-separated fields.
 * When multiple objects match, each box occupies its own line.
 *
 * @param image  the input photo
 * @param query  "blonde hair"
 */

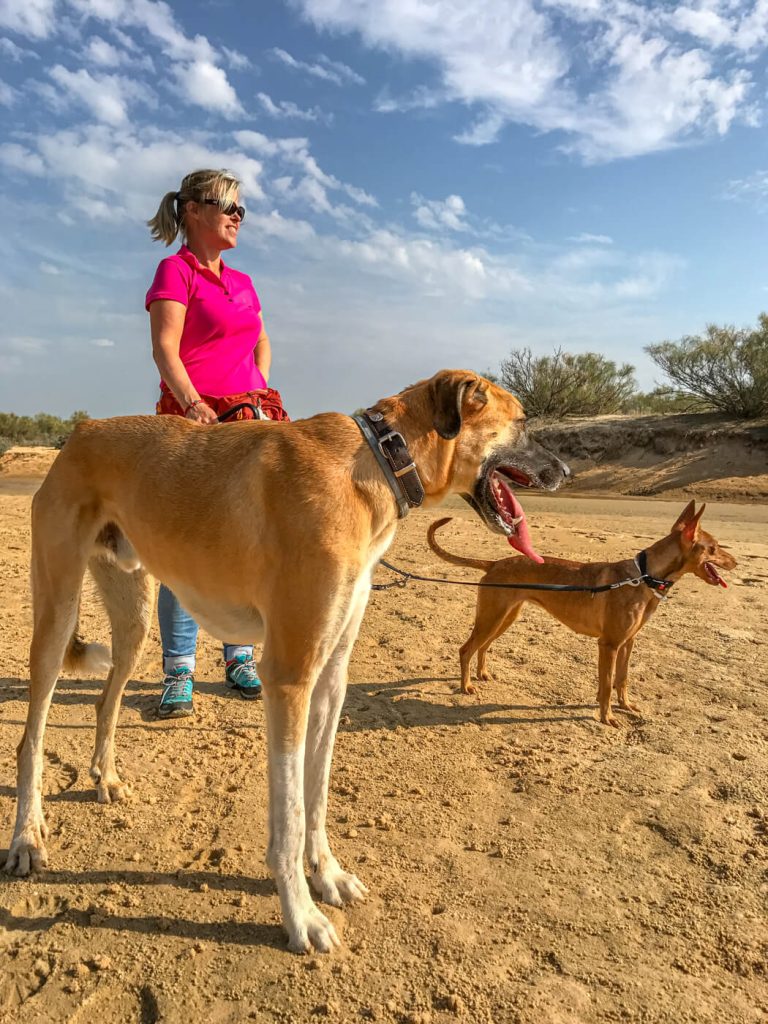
xmin=147 ymin=168 xmax=242 ymax=246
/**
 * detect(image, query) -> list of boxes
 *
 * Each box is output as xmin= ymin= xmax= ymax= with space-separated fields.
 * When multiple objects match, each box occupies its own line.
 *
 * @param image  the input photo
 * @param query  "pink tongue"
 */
xmin=500 ymin=482 xmax=544 ymax=564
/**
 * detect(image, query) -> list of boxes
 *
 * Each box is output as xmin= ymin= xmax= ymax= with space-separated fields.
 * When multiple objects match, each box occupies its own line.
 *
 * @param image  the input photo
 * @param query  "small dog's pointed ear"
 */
xmin=431 ymin=372 xmax=479 ymax=440
xmin=672 ymin=499 xmax=697 ymax=532
xmin=682 ymin=503 xmax=706 ymax=542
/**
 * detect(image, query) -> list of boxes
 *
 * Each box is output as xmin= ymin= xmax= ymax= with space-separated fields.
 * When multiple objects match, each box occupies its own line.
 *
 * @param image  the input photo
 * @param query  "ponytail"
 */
xmin=147 ymin=170 xmax=241 ymax=246
xmin=147 ymin=190 xmax=180 ymax=246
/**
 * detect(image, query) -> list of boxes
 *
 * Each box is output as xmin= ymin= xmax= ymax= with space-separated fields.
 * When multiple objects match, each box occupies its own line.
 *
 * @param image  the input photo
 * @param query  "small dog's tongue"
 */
xmin=503 ymin=486 xmax=544 ymax=564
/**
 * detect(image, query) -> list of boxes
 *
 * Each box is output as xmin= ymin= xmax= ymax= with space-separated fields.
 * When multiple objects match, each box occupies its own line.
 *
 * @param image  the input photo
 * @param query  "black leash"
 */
xmin=217 ymin=402 xmax=263 ymax=423
xmin=372 ymin=558 xmax=674 ymax=598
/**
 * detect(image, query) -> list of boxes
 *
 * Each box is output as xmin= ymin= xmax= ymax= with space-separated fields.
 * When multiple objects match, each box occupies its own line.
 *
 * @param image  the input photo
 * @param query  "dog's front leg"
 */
xmin=614 ymin=637 xmax=640 ymax=714
xmin=597 ymin=640 xmax=620 ymax=727
xmin=305 ymin=594 xmax=369 ymax=909
xmin=263 ymin=681 xmax=340 ymax=954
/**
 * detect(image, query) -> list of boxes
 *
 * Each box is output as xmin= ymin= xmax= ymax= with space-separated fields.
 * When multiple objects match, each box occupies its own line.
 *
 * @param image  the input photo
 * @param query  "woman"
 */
xmin=146 ymin=168 xmax=280 ymax=718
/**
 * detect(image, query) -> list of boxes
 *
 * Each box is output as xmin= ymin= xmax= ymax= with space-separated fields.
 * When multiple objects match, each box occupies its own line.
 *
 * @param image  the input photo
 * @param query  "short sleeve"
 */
xmin=145 ymin=257 xmax=192 ymax=311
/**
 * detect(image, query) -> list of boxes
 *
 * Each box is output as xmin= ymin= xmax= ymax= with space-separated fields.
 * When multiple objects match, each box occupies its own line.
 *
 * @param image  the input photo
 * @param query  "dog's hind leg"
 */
xmin=459 ymin=596 xmax=522 ymax=694
xmin=475 ymin=604 xmax=523 ymax=684
xmin=88 ymin=556 xmax=155 ymax=803
xmin=6 ymin=511 xmax=97 ymax=875
xmin=613 ymin=637 xmax=640 ymax=714
xmin=305 ymin=585 xmax=369 ymax=911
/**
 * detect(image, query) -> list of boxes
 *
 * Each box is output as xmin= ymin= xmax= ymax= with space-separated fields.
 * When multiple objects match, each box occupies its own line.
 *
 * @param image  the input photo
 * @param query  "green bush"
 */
xmin=498 ymin=348 xmax=636 ymax=418
xmin=646 ymin=317 xmax=768 ymax=419
xmin=0 ymin=410 xmax=89 ymax=450
xmin=620 ymin=387 xmax=711 ymax=415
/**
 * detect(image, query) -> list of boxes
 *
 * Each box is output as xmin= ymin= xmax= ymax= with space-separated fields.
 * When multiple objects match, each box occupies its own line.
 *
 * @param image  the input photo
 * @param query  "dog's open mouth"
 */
xmin=704 ymin=561 xmax=728 ymax=588
xmin=489 ymin=468 xmax=544 ymax=564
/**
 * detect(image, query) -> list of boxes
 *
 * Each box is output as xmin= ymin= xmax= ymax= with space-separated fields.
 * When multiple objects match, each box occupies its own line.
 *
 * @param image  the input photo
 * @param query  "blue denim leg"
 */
xmin=158 ymin=584 xmax=199 ymax=670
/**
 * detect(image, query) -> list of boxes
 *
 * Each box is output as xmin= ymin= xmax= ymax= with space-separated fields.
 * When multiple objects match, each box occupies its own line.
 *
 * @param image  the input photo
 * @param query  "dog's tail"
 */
xmin=427 ymin=518 xmax=495 ymax=572
xmin=63 ymin=632 xmax=112 ymax=675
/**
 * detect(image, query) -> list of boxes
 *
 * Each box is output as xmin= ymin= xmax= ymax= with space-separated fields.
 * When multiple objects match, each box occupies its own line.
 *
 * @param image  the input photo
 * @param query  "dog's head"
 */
xmin=383 ymin=369 xmax=570 ymax=561
xmin=671 ymin=500 xmax=737 ymax=586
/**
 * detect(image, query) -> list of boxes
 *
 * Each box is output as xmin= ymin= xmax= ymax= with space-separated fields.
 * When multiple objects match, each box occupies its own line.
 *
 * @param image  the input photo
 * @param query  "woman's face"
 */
xmin=185 ymin=191 xmax=242 ymax=252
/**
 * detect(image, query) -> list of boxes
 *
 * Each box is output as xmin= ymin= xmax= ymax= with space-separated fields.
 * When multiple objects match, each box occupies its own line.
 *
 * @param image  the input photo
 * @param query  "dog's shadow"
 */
xmin=342 ymin=677 xmax=600 ymax=731
xmin=0 ymin=867 xmax=287 ymax=951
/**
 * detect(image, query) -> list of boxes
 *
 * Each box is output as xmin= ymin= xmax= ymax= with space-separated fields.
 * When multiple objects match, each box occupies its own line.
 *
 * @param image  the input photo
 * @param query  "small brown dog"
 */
xmin=427 ymin=502 xmax=737 ymax=726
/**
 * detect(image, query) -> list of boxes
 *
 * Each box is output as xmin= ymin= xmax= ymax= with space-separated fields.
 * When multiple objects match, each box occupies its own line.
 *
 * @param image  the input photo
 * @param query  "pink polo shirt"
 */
xmin=145 ymin=245 xmax=266 ymax=397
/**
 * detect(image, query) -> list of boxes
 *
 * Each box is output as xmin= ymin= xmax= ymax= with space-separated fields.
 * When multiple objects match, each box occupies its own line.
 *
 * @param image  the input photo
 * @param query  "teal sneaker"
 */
xmin=158 ymin=666 xmax=194 ymax=718
xmin=225 ymin=654 xmax=262 ymax=700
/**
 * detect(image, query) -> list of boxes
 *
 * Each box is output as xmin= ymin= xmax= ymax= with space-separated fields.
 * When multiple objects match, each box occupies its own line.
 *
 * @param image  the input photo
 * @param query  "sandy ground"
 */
xmin=0 ymin=461 xmax=767 ymax=1023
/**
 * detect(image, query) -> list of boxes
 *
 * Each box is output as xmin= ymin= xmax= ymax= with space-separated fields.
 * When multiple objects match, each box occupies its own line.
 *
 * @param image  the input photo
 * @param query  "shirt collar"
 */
xmin=177 ymin=244 xmax=228 ymax=276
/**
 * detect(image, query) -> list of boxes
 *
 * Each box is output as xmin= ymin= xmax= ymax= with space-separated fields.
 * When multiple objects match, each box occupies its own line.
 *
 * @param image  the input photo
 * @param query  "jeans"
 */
xmin=157 ymin=584 xmax=252 ymax=673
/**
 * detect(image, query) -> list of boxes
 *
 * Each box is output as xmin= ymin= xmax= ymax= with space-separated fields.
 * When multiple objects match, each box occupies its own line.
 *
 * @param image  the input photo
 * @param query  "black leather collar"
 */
xmin=635 ymin=549 xmax=675 ymax=598
xmin=352 ymin=411 xmax=425 ymax=519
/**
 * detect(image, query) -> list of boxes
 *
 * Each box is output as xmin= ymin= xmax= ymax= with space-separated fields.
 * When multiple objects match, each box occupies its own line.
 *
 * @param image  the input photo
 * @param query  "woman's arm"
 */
xmin=255 ymin=325 xmax=271 ymax=385
xmin=149 ymin=300 xmax=217 ymax=423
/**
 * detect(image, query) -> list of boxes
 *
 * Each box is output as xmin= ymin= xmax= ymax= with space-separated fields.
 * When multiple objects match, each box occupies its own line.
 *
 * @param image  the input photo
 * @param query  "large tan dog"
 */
xmin=5 ymin=370 xmax=568 ymax=953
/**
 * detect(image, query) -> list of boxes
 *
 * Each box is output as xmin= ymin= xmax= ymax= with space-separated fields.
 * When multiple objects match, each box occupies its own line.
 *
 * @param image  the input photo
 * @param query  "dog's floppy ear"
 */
xmin=681 ymin=502 xmax=706 ymax=542
xmin=431 ymin=372 xmax=482 ymax=440
xmin=672 ymin=500 xmax=697 ymax=532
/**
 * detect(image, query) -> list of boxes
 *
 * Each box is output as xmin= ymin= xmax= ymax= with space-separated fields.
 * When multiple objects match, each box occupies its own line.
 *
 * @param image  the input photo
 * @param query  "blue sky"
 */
xmin=2 ymin=0 xmax=768 ymax=419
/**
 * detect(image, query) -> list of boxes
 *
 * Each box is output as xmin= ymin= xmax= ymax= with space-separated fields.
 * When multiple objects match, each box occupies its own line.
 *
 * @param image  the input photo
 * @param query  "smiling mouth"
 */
xmin=704 ymin=561 xmax=728 ymax=587
xmin=488 ymin=468 xmax=543 ymax=563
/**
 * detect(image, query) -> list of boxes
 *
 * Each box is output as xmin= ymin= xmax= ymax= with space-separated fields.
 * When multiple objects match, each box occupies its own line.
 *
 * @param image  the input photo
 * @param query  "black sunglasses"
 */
xmin=201 ymin=198 xmax=245 ymax=221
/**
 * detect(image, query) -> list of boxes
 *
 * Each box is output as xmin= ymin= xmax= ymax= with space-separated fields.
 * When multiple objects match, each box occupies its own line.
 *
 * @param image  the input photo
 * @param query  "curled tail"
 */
xmin=427 ymin=518 xmax=496 ymax=572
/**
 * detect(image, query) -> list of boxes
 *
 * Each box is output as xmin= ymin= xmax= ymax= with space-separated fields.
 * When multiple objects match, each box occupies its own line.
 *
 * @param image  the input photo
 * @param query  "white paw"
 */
xmin=5 ymin=826 xmax=49 ymax=876
xmin=286 ymin=904 xmax=341 ymax=954
xmin=311 ymin=860 xmax=369 ymax=908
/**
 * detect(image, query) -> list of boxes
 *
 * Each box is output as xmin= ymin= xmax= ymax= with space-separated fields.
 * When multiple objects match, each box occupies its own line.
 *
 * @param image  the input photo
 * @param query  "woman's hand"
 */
xmin=184 ymin=401 xmax=218 ymax=424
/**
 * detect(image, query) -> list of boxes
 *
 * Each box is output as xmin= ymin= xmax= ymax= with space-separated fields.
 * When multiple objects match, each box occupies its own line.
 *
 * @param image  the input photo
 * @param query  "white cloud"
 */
xmin=222 ymin=46 xmax=250 ymax=70
xmin=569 ymin=233 xmax=614 ymax=245
xmin=0 ymin=35 xmax=39 ymax=60
xmin=0 ymin=142 xmax=47 ymax=174
xmin=257 ymin=91 xmax=325 ymax=122
xmin=0 ymin=78 xmax=15 ymax=106
xmin=271 ymin=46 xmax=364 ymax=86
xmin=90 ymin=337 xmax=115 ymax=346
xmin=294 ymin=0 xmax=759 ymax=160
xmin=412 ymin=193 xmax=469 ymax=232
xmin=235 ymin=130 xmax=378 ymax=211
xmin=48 ymin=64 xmax=153 ymax=125
xmin=171 ymin=60 xmax=243 ymax=117
xmin=0 ymin=0 xmax=56 ymax=39
xmin=723 ymin=168 xmax=768 ymax=207
xmin=0 ymin=124 xmax=265 ymax=222
xmin=374 ymin=85 xmax=444 ymax=113
xmin=40 ymin=261 xmax=62 ymax=274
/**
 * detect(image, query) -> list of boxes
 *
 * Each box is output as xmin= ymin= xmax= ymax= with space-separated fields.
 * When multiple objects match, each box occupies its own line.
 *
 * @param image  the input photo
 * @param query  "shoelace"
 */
xmin=227 ymin=656 xmax=260 ymax=686
xmin=163 ymin=673 xmax=193 ymax=701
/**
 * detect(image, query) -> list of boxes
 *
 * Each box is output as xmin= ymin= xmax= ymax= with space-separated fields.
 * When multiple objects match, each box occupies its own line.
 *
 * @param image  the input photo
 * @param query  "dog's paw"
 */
xmin=618 ymin=701 xmax=641 ymax=714
xmin=461 ymin=682 xmax=477 ymax=696
xmin=286 ymin=905 xmax=341 ymax=954
xmin=5 ymin=826 xmax=49 ymax=876
xmin=311 ymin=860 xmax=368 ymax=908
xmin=600 ymin=714 xmax=621 ymax=728
xmin=91 ymin=766 xmax=133 ymax=805
xmin=96 ymin=779 xmax=133 ymax=805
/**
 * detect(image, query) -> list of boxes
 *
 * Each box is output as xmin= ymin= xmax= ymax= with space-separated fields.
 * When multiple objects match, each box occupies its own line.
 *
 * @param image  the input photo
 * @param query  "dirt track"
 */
xmin=1 ymin=472 xmax=767 ymax=1023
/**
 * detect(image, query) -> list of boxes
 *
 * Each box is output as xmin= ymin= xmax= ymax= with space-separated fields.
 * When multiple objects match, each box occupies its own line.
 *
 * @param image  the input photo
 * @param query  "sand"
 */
xmin=0 ymin=453 xmax=766 ymax=1023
